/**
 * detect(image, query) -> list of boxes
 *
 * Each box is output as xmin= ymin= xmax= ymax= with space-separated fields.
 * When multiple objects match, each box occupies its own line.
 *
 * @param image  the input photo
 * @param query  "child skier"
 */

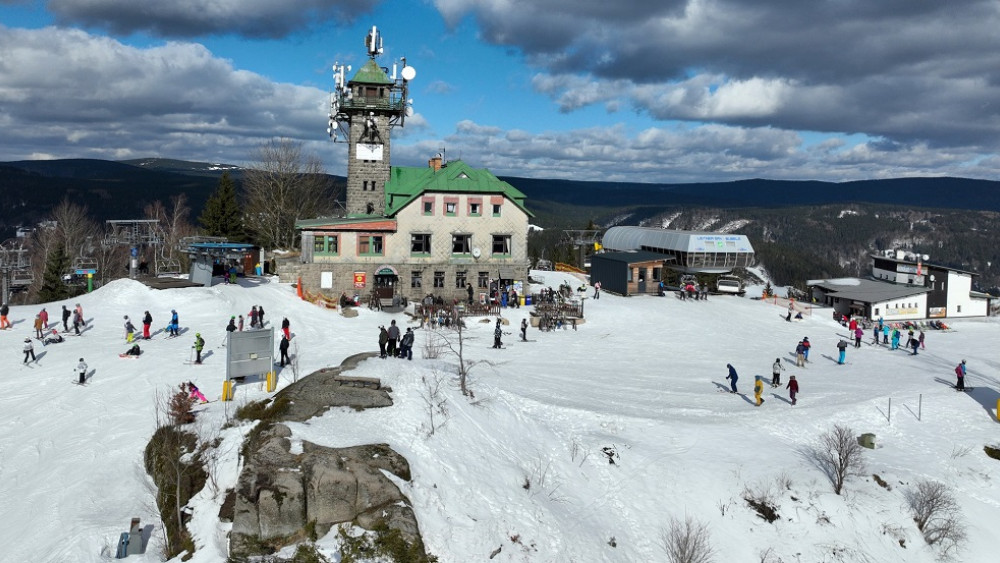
xmin=786 ymin=375 xmax=799 ymax=405
xmin=77 ymin=358 xmax=88 ymax=384
xmin=281 ymin=317 xmax=291 ymax=341
xmin=753 ymin=375 xmax=765 ymax=406
xmin=142 ymin=311 xmax=153 ymax=339
xmin=168 ymin=309 xmax=179 ymax=337
xmin=23 ymin=338 xmax=35 ymax=364
xmin=771 ymin=358 xmax=784 ymax=387
xmin=187 ymin=382 xmax=208 ymax=403
xmin=193 ymin=333 xmax=205 ymax=364
xmin=124 ymin=316 xmax=136 ymax=343
xmin=954 ymin=360 xmax=967 ymax=391
xmin=521 ymin=318 xmax=528 ymax=342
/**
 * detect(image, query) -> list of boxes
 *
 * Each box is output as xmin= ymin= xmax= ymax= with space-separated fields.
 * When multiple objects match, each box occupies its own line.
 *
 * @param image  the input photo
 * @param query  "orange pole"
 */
xmin=297 ymin=276 xmax=304 ymax=299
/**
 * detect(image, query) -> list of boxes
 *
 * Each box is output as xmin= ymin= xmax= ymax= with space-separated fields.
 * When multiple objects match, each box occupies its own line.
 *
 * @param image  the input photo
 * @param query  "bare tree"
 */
xmin=907 ymin=479 xmax=966 ymax=555
xmin=815 ymin=425 xmax=866 ymax=495
xmin=661 ymin=515 xmax=715 ymax=563
xmin=430 ymin=316 xmax=492 ymax=396
xmin=145 ymin=194 xmax=194 ymax=272
xmin=242 ymin=138 xmax=338 ymax=250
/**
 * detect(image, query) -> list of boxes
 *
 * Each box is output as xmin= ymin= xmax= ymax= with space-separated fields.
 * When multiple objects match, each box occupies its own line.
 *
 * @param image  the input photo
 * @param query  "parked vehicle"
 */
xmin=716 ymin=275 xmax=745 ymax=295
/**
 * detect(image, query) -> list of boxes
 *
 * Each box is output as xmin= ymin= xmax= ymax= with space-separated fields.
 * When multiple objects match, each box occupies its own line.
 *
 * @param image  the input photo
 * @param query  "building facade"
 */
xmin=871 ymin=252 xmax=990 ymax=318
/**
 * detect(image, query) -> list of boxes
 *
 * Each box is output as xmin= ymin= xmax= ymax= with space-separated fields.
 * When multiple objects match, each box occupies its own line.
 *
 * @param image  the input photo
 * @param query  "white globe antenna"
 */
xmin=401 ymin=66 xmax=416 ymax=81
xmin=472 ymin=248 xmax=482 ymax=259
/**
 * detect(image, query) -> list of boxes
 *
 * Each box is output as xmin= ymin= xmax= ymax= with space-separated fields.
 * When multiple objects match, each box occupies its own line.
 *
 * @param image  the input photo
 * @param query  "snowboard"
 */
xmin=72 ymin=379 xmax=88 ymax=386
xmin=119 ymin=354 xmax=141 ymax=359
xmin=952 ymin=386 xmax=974 ymax=391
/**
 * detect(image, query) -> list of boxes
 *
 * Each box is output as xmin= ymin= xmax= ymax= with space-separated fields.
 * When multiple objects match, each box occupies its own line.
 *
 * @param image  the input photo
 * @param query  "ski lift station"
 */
xmin=589 ymin=226 xmax=755 ymax=296
xmin=599 ymin=226 xmax=755 ymax=274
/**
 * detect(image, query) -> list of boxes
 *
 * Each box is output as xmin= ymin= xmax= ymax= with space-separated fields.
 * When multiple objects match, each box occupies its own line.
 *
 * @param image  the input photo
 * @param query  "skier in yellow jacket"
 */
xmin=753 ymin=375 xmax=765 ymax=407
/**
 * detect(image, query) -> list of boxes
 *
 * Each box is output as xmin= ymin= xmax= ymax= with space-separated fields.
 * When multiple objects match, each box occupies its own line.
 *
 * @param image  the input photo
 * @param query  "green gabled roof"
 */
xmin=383 ymin=159 xmax=534 ymax=217
xmin=349 ymin=59 xmax=393 ymax=85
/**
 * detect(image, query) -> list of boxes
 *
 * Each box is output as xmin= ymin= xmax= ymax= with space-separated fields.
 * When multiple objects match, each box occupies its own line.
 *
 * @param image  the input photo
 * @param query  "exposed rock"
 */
xmin=230 ymin=354 xmax=424 ymax=558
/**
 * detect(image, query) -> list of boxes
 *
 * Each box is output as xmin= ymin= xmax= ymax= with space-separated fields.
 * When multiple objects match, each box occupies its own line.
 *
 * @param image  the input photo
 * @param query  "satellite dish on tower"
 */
xmin=401 ymin=66 xmax=416 ymax=81
xmin=472 ymin=247 xmax=482 ymax=259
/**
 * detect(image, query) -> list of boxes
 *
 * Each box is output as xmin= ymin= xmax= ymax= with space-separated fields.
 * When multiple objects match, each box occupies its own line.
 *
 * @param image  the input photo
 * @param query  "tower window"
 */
xmin=363 ymin=181 xmax=368 ymax=191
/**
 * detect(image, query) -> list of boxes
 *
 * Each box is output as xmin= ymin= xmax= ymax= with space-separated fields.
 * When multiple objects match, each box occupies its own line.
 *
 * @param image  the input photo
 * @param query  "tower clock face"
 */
xmin=356 ymin=143 xmax=384 ymax=160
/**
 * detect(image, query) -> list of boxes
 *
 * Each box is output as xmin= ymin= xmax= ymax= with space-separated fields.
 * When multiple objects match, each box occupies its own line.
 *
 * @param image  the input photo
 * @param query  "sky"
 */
xmin=0 ymin=270 xmax=998 ymax=562
xmin=1 ymin=0 xmax=1000 ymax=183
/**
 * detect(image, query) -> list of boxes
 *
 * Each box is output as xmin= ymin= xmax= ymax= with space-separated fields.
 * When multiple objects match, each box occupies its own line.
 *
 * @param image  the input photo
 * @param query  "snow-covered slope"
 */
xmin=1 ymin=274 xmax=997 ymax=562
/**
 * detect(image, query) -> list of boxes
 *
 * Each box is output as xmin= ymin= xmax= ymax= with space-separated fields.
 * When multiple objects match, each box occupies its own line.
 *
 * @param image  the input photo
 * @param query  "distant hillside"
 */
xmin=2 ymin=158 xmax=998 ymax=290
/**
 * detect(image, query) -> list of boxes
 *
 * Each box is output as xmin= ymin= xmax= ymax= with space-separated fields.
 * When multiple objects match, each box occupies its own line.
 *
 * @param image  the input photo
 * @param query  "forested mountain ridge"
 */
xmin=1 ymin=158 xmax=997 ymax=290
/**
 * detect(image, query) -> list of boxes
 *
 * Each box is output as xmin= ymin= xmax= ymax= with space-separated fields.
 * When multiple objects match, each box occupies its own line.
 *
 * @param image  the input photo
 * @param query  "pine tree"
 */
xmin=198 ymin=172 xmax=245 ymax=240
xmin=38 ymin=244 xmax=71 ymax=302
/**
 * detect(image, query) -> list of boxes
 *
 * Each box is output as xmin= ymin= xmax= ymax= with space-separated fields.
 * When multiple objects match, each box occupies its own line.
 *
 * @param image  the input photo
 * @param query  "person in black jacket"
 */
xmin=62 ymin=305 xmax=71 ymax=332
xmin=142 ymin=310 xmax=153 ymax=339
xmin=226 ymin=316 xmax=237 ymax=333
xmin=279 ymin=334 xmax=290 ymax=366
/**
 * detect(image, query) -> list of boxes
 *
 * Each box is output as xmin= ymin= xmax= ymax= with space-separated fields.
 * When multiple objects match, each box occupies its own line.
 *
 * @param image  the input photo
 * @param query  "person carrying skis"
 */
xmin=837 ymin=339 xmax=849 ymax=364
xmin=400 ymin=327 xmax=415 ymax=360
xmin=279 ymin=334 xmax=290 ymax=367
xmin=62 ymin=305 xmax=71 ymax=332
xmin=124 ymin=316 xmax=136 ymax=343
xmin=786 ymin=375 xmax=799 ymax=405
xmin=725 ymin=364 xmax=739 ymax=393
xmin=771 ymin=358 xmax=784 ymax=387
xmin=169 ymin=309 xmax=179 ymax=337
xmin=226 ymin=316 xmax=237 ymax=333
xmin=33 ymin=314 xmax=44 ymax=338
xmin=281 ymin=317 xmax=290 ymax=341
xmin=142 ymin=311 xmax=152 ymax=339
xmin=23 ymin=338 xmax=35 ymax=364
xmin=954 ymin=360 xmax=966 ymax=391
xmin=521 ymin=318 xmax=528 ymax=342
xmin=753 ymin=375 xmax=765 ymax=406
xmin=0 ymin=302 xmax=9 ymax=330
xmin=77 ymin=358 xmax=88 ymax=384
xmin=193 ymin=333 xmax=205 ymax=364
xmin=493 ymin=319 xmax=503 ymax=349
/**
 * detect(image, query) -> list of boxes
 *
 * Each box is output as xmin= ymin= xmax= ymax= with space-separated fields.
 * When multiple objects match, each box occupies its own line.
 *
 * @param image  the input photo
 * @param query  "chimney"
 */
xmin=428 ymin=156 xmax=442 ymax=171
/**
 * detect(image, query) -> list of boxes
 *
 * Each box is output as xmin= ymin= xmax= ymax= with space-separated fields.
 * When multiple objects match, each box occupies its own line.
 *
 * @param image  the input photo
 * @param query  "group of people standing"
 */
xmin=727 ymin=363 xmax=800 ymax=406
xmin=378 ymin=319 xmax=415 ymax=360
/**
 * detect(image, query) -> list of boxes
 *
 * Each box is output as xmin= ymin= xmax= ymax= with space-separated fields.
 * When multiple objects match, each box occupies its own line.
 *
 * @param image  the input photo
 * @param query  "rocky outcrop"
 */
xmin=229 ymin=353 xmax=422 ymax=557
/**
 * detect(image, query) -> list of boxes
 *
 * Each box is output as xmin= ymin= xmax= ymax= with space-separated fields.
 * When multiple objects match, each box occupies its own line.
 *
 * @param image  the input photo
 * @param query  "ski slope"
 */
xmin=0 ymin=273 xmax=997 ymax=562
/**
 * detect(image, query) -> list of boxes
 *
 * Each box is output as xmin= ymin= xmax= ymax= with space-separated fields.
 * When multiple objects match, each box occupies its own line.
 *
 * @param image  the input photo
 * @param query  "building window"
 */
xmin=452 ymin=234 xmax=471 ymax=254
xmin=410 ymin=233 xmax=431 ymax=255
xmin=445 ymin=202 xmax=457 ymax=215
xmin=411 ymin=270 xmax=422 ymax=289
xmin=358 ymin=235 xmax=384 ymax=256
xmin=423 ymin=199 xmax=434 ymax=215
xmin=370 ymin=181 xmax=377 ymax=192
xmin=469 ymin=201 xmax=481 ymax=216
xmin=433 ymin=271 xmax=445 ymax=288
xmin=875 ymin=307 xmax=880 ymax=316
xmin=362 ymin=180 xmax=368 ymax=191
xmin=313 ymin=235 xmax=338 ymax=255
xmin=478 ymin=271 xmax=489 ymax=288
xmin=957 ymin=305 xmax=962 ymax=313
xmin=456 ymin=270 xmax=468 ymax=288
xmin=492 ymin=234 xmax=511 ymax=256
xmin=492 ymin=204 xmax=501 ymax=216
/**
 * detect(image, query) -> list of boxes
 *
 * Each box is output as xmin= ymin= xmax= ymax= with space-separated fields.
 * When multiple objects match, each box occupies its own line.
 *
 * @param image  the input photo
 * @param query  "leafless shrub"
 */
xmin=660 ymin=515 xmax=715 ymax=563
xmin=521 ymin=456 xmax=567 ymax=503
xmin=949 ymin=445 xmax=973 ymax=459
xmin=758 ymin=547 xmax=783 ymax=563
xmin=907 ymin=480 xmax=966 ymax=556
xmin=742 ymin=479 xmax=780 ymax=523
xmin=418 ymin=371 xmax=449 ymax=437
xmin=815 ymin=425 xmax=867 ymax=495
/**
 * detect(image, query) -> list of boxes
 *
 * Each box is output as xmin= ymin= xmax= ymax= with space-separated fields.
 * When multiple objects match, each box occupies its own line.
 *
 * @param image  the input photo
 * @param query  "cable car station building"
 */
xmin=285 ymin=28 xmax=532 ymax=304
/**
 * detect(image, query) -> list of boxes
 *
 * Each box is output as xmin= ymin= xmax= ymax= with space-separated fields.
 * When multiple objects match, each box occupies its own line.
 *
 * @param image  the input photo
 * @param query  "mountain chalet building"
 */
xmin=809 ymin=251 xmax=993 ymax=321
xmin=286 ymin=29 xmax=532 ymax=304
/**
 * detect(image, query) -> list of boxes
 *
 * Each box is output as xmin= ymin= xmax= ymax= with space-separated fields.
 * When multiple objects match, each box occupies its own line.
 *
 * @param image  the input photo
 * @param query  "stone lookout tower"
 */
xmin=327 ymin=25 xmax=415 ymax=217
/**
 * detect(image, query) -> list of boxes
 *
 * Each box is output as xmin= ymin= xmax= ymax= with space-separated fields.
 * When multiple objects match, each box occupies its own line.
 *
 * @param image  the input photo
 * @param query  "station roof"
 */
xmin=808 ymin=278 xmax=930 ymax=303
xmin=602 ymin=226 xmax=754 ymax=253
xmin=592 ymin=251 xmax=677 ymax=264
